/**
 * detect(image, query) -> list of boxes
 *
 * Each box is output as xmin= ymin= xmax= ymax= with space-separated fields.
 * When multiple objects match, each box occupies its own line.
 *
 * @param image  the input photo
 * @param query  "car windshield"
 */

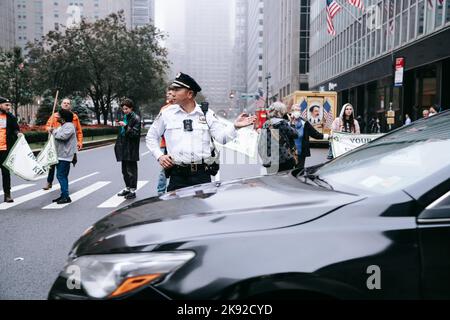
xmin=313 ymin=112 xmax=450 ymax=195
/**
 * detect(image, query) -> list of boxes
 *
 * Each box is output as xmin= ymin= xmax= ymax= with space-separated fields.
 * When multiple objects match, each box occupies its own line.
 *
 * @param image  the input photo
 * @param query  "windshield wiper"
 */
xmin=301 ymin=173 xmax=334 ymax=191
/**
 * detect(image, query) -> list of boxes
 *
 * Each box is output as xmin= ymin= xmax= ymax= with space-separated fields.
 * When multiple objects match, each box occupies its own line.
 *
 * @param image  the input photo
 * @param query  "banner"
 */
xmin=215 ymin=117 xmax=258 ymax=158
xmin=2 ymin=134 xmax=58 ymax=181
xmin=331 ymin=132 xmax=384 ymax=158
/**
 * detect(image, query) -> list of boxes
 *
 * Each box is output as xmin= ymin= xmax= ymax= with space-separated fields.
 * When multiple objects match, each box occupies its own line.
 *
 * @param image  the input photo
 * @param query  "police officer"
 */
xmin=146 ymin=72 xmax=256 ymax=192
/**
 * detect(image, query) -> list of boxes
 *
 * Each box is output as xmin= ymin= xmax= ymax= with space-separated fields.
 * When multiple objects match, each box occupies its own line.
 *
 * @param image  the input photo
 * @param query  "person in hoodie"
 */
xmin=50 ymin=108 xmax=77 ymax=204
xmin=290 ymin=104 xmax=329 ymax=172
xmin=258 ymin=102 xmax=298 ymax=173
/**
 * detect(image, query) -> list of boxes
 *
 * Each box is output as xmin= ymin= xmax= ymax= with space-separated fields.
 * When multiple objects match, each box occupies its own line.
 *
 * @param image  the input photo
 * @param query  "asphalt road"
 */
xmin=0 ymin=138 xmax=328 ymax=300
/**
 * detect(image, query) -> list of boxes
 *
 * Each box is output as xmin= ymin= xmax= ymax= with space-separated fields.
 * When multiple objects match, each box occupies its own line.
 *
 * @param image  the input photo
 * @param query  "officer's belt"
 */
xmin=170 ymin=163 xmax=209 ymax=176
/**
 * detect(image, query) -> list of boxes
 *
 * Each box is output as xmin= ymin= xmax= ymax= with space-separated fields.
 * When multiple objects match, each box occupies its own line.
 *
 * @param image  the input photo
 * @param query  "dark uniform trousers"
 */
xmin=166 ymin=169 xmax=211 ymax=192
xmin=0 ymin=151 xmax=11 ymax=194
xmin=122 ymin=161 xmax=138 ymax=189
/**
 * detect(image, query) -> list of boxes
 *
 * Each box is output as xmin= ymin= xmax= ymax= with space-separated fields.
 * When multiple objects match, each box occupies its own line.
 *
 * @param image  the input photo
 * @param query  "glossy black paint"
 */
xmin=49 ymin=111 xmax=450 ymax=300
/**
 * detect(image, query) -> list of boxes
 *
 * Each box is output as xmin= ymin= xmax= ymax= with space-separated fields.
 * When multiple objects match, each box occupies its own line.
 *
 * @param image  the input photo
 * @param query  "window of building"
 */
xmin=417 ymin=0 xmax=425 ymax=36
xmin=409 ymin=5 xmax=416 ymax=40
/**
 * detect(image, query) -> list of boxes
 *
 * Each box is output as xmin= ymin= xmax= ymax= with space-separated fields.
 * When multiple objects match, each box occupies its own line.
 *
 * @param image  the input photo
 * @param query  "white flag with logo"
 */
xmin=2 ymin=134 xmax=58 ymax=181
xmin=331 ymin=132 xmax=384 ymax=157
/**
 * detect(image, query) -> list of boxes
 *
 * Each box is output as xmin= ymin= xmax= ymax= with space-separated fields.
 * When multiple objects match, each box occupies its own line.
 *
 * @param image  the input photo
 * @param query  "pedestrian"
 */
xmin=115 ymin=99 xmax=141 ymax=200
xmin=422 ymin=109 xmax=430 ymax=119
xmin=429 ymin=106 xmax=438 ymax=116
xmin=50 ymin=109 xmax=77 ymax=204
xmin=328 ymin=103 xmax=361 ymax=159
xmin=404 ymin=114 xmax=412 ymax=125
xmin=356 ymin=115 xmax=366 ymax=133
xmin=258 ymin=102 xmax=298 ymax=173
xmin=146 ymin=72 xmax=256 ymax=192
xmin=290 ymin=104 xmax=329 ymax=172
xmin=156 ymin=87 xmax=176 ymax=196
xmin=43 ymin=98 xmax=83 ymax=190
xmin=0 ymin=97 xmax=20 ymax=203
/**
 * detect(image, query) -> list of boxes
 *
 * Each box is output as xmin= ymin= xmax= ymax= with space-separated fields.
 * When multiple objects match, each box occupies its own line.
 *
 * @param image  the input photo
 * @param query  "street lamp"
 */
xmin=265 ymin=73 xmax=271 ymax=108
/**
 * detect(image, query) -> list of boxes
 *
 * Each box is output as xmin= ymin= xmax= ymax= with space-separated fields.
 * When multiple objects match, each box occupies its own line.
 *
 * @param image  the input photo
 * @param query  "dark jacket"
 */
xmin=114 ymin=112 xmax=141 ymax=162
xmin=295 ymin=118 xmax=324 ymax=158
xmin=2 ymin=112 xmax=20 ymax=152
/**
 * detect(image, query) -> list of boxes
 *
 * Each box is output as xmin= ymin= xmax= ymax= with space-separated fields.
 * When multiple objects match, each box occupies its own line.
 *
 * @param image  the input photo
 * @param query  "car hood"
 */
xmin=72 ymin=172 xmax=363 ymax=256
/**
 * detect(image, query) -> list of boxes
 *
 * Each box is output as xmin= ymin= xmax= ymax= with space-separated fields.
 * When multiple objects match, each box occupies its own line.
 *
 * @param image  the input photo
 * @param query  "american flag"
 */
xmin=323 ymin=100 xmax=334 ymax=129
xmin=347 ymin=0 xmax=364 ymax=10
xmin=300 ymin=99 xmax=308 ymax=119
xmin=326 ymin=0 xmax=342 ymax=36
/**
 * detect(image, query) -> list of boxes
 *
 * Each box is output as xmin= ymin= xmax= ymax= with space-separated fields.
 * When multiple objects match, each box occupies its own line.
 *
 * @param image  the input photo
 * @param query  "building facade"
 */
xmin=263 ymin=0 xmax=310 ymax=103
xmin=131 ymin=0 xmax=155 ymax=28
xmin=231 ymin=0 xmax=249 ymax=114
xmin=183 ymin=0 xmax=233 ymax=111
xmin=0 ymin=0 xmax=15 ymax=50
xmin=310 ymin=0 xmax=450 ymax=130
xmin=246 ymin=0 xmax=265 ymax=112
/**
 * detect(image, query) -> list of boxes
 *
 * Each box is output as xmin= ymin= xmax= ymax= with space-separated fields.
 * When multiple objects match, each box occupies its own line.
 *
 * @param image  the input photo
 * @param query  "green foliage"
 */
xmin=71 ymin=95 xmax=91 ymax=124
xmin=35 ymin=93 xmax=56 ymax=126
xmin=0 ymin=47 xmax=34 ymax=115
xmin=27 ymin=11 xmax=169 ymax=125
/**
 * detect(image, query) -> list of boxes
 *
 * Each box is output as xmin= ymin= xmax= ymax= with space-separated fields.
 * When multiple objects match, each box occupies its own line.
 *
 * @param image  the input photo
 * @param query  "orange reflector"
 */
xmin=110 ymin=274 xmax=162 ymax=298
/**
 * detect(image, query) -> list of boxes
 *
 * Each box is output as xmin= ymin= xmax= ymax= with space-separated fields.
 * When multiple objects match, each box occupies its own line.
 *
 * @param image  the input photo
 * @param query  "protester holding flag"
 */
xmin=43 ymin=98 xmax=83 ymax=190
xmin=0 ymin=97 xmax=20 ymax=203
xmin=290 ymin=104 xmax=329 ymax=171
xmin=50 ymin=109 xmax=77 ymax=204
xmin=114 ymin=99 xmax=141 ymax=200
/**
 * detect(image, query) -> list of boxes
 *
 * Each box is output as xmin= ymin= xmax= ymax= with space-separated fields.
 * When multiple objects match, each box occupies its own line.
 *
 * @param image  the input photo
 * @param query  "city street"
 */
xmin=0 ymin=139 xmax=328 ymax=300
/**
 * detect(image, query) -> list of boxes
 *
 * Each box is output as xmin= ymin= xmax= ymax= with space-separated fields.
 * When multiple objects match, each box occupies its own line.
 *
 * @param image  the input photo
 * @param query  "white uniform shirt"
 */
xmin=146 ymin=104 xmax=237 ymax=164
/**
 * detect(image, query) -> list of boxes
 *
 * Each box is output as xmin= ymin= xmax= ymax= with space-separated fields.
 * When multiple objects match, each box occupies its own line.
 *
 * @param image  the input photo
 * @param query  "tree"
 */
xmin=27 ymin=11 xmax=169 ymax=125
xmin=35 ymin=92 xmax=56 ymax=125
xmin=0 ymin=47 xmax=34 ymax=116
xmin=71 ymin=96 xmax=91 ymax=125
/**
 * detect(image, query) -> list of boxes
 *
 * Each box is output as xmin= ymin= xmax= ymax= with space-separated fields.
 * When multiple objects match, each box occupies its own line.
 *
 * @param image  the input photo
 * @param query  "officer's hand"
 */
xmin=234 ymin=113 xmax=257 ymax=128
xmin=159 ymin=155 xmax=174 ymax=169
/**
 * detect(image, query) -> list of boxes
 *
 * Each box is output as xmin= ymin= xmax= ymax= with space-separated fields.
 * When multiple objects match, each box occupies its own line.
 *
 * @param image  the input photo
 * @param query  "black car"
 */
xmin=49 ymin=111 xmax=450 ymax=300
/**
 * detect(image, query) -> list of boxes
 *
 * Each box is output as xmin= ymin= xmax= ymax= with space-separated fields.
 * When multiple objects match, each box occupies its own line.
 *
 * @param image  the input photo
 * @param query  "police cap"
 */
xmin=171 ymin=72 xmax=202 ymax=93
xmin=0 ymin=96 xmax=11 ymax=104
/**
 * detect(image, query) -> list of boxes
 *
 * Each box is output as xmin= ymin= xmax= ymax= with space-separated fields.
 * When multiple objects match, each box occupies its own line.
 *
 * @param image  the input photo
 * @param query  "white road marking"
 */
xmin=43 ymin=181 xmax=110 ymax=209
xmin=0 ymin=184 xmax=35 ymax=196
xmin=0 ymin=172 xmax=99 ymax=210
xmin=97 ymin=181 xmax=149 ymax=208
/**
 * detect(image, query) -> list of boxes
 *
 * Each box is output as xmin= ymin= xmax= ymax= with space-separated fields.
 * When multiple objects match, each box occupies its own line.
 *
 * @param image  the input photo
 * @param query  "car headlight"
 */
xmin=61 ymin=251 xmax=195 ymax=299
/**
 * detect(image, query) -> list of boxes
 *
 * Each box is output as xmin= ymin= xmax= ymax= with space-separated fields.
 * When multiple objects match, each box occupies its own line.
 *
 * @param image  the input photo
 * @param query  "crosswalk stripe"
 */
xmin=0 ymin=184 xmax=35 ymax=196
xmin=97 ymin=181 xmax=149 ymax=208
xmin=0 ymin=172 xmax=99 ymax=210
xmin=43 ymin=181 xmax=111 ymax=210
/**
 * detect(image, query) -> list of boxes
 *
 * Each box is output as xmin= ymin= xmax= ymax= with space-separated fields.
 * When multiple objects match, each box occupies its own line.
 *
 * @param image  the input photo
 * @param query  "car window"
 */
xmin=315 ymin=112 xmax=450 ymax=195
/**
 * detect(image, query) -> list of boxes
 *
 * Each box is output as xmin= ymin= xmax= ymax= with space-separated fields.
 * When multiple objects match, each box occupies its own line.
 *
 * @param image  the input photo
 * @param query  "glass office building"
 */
xmin=310 ymin=0 xmax=450 ymax=129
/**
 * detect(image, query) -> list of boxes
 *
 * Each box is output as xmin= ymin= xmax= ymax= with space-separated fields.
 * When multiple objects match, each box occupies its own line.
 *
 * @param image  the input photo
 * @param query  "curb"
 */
xmin=32 ymin=133 xmax=147 ymax=156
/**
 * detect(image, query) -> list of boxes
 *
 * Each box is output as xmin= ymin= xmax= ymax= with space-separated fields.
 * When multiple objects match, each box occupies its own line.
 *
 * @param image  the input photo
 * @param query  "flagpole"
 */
xmin=49 ymin=90 xmax=59 ymax=134
xmin=339 ymin=2 xmax=363 ymax=25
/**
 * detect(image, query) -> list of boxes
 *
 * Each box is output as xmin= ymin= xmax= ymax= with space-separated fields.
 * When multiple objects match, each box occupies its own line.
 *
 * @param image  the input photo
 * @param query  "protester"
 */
xmin=422 ymin=109 xmax=430 ymax=119
xmin=0 ymin=97 xmax=20 ymax=203
xmin=258 ymin=102 xmax=298 ymax=173
xmin=156 ymin=88 xmax=175 ymax=195
xmin=115 ymin=99 xmax=141 ymax=200
xmin=43 ymin=98 xmax=83 ymax=190
xmin=290 ymin=104 xmax=329 ymax=171
xmin=429 ymin=106 xmax=438 ymax=116
xmin=50 ymin=109 xmax=77 ymax=204
xmin=328 ymin=103 xmax=360 ymax=159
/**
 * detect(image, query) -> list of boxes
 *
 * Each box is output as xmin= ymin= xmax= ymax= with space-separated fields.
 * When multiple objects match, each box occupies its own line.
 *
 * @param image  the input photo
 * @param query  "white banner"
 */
xmin=331 ymin=132 xmax=384 ymax=158
xmin=215 ymin=117 xmax=258 ymax=158
xmin=3 ymin=134 xmax=58 ymax=181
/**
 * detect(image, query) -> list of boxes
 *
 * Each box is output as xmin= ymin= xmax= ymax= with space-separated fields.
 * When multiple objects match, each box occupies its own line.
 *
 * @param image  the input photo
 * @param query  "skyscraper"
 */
xmin=132 ymin=0 xmax=155 ymax=28
xmin=182 ymin=0 xmax=234 ymax=111
xmin=0 ymin=0 xmax=15 ymax=50
xmin=231 ymin=0 xmax=248 ymax=113
xmin=247 ymin=0 xmax=264 ymax=111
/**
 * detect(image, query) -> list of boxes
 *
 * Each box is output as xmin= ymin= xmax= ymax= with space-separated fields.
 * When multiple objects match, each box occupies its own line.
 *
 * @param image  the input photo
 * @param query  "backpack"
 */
xmin=258 ymin=120 xmax=298 ymax=169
